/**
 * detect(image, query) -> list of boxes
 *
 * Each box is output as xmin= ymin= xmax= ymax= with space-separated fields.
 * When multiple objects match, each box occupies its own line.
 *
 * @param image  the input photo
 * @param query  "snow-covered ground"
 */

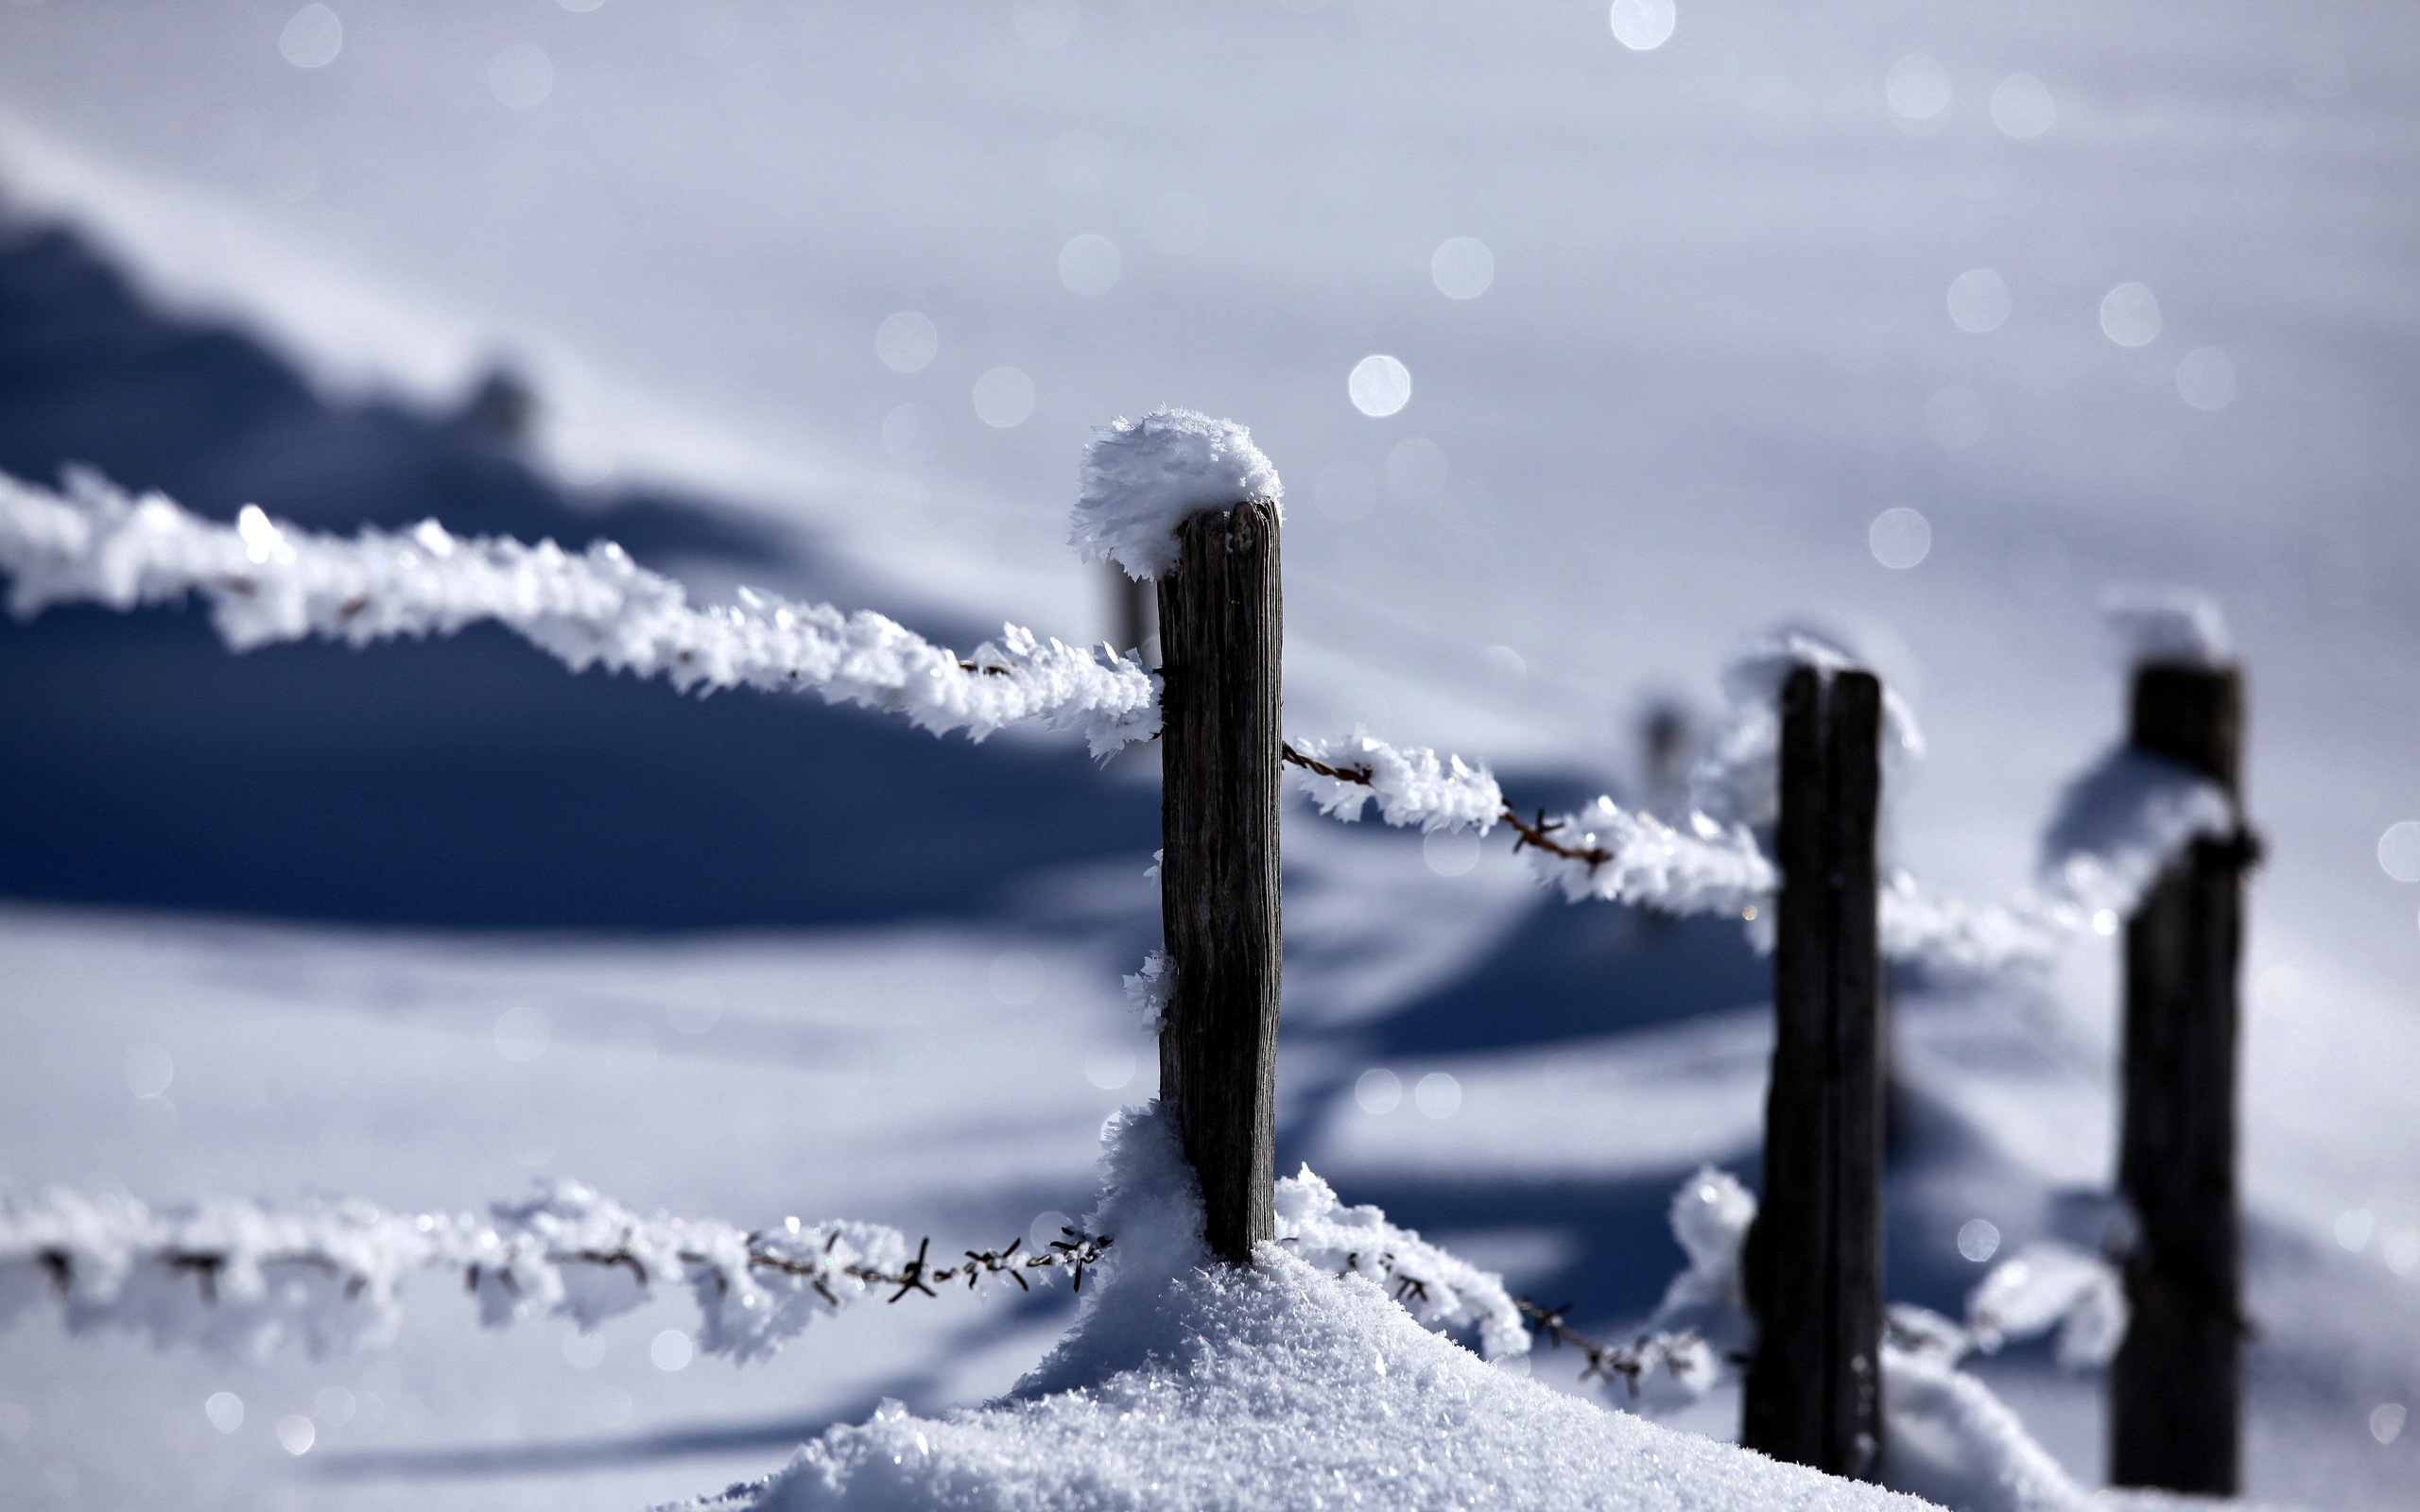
xmin=1 ymin=0 xmax=2417 ymax=1506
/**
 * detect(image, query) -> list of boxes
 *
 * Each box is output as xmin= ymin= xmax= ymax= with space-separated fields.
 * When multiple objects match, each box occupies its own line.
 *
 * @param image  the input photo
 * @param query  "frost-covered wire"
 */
xmin=0 ymin=1181 xmax=1108 ymax=1364
xmin=1283 ymin=738 xmax=1774 ymax=920
xmin=0 ymin=469 xmax=1160 ymax=756
xmin=1273 ymin=1164 xmax=1528 ymax=1362
xmin=1286 ymin=732 xmax=1505 ymax=835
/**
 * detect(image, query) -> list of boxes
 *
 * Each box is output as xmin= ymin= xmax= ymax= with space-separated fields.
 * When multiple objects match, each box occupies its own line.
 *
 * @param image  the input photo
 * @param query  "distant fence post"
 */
xmin=2110 ymin=662 xmax=2251 ymax=1495
xmin=1743 ymin=665 xmax=1887 ymax=1479
xmin=1155 ymin=500 xmax=1283 ymax=1265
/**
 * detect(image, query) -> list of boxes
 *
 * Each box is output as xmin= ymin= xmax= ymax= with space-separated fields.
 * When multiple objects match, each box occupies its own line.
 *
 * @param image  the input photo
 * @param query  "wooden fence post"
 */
xmin=1155 ymin=500 xmax=1284 ymax=1265
xmin=1112 ymin=562 xmax=1159 ymax=667
xmin=2110 ymin=662 xmax=2250 ymax=1495
xmin=1742 ymin=665 xmax=1887 ymax=1478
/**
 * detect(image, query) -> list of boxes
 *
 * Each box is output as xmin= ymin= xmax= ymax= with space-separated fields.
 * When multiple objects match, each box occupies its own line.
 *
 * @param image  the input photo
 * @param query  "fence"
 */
xmin=0 ymin=413 xmax=2255 ymax=1495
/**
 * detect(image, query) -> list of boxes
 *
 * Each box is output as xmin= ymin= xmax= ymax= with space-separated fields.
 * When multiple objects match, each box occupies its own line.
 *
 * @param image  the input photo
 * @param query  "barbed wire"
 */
xmin=1281 ymin=742 xmax=1613 ymax=869
xmin=26 ymin=1226 xmax=1111 ymax=1313
xmin=1512 ymin=1297 xmax=1714 ymax=1398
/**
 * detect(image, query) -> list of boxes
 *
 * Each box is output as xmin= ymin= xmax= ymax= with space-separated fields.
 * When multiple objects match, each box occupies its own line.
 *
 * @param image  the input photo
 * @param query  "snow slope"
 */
xmin=1 ymin=0 xmax=2416 ymax=1507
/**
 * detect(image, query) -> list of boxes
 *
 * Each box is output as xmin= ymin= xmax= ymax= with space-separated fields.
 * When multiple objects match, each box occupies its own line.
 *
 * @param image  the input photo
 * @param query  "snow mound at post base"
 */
xmin=697 ymin=1253 xmax=1930 ymax=1512
xmin=1071 ymin=409 xmax=1283 ymax=581
xmin=690 ymin=1109 xmax=1927 ymax=1512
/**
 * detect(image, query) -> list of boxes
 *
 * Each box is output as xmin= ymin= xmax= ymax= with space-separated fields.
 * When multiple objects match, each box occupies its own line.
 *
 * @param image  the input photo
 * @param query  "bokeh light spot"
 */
xmin=1348 ymin=354 xmax=1412 ymax=418
xmin=1414 ymin=1072 xmax=1462 ymax=1118
xmin=1429 ymin=237 xmax=1495 ymax=300
xmin=1608 ymin=0 xmax=1675 ymax=52
xmin=1947 ymin=268 xmax=2011 ymax=334
xmin=2175 ymin=346 xmax=2237 ymax=410
xmin=1869 ymin=507 xmax=1932 ymax=569
xmin=2100 ymin=282 xmax=2163 ymax=347
xmin=2377 ymin=820 xmax=2420 ymax=883
xmin=488 ymin=43 xmax=555 ymax=110
xmin=1058 ymin=233 xmax=1122 ymax=297
xmin=973 ymin=367 xmax=1037 ymax=428
xmin=279 ymin=5 xmax=343 ymax=69
xmin=1991 ymin=73 xmax=2057 ymax=138
xmin=875 ymin=312 xmax=939 ymax=374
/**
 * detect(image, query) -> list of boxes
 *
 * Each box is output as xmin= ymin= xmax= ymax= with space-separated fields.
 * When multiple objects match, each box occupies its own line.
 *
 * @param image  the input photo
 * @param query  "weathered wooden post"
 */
xmin=1154 ymin=500 xmax=1284 ymax=1264
xmin=2110 ymin=662 xmax=2251 ymax=1495
xmin=1742 ymin=665 xmax=1887 ymax=1478
xmin=1111 ymin=562 xmax=1159 ymax=667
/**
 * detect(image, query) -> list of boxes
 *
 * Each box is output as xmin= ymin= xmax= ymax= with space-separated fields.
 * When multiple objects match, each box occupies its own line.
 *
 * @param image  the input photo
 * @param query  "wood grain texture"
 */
xmin=1154 ymin=501 xmax=1283 ymax=1265
xmin=2111 ymin=663 xmax=2246 ymax=1496
xmin=1742 ymin=666 xmax=1886 ymax=1479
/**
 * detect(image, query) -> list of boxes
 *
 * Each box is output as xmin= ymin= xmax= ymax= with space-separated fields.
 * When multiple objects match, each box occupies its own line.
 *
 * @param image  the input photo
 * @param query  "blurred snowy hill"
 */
xmin=0 ymin=0 xmax=2416 ymax=1507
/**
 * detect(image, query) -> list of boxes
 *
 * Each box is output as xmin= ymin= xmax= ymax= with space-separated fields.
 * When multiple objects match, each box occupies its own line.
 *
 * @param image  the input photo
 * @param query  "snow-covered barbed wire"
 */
xmin=0 ymin=1180 xmax=1108 ymax=1365
xmin=1273 ymin=1164 xmax=1529 ymax=1362
xmin=1282 ymin=739 xmax=1772 ymax=921
xmin=1286 ymin=731 xmax=1505 ymax=835
xmin=1884 ymin=1240 xmax=2127 ymax=1375
xmin=0 ymin=469 xmax=1160 ymax=755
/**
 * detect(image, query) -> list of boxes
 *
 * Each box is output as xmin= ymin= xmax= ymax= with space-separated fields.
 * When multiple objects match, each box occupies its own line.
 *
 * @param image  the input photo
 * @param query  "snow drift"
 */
xmin=692 ymin=1108 xmax=1931 ymax=1512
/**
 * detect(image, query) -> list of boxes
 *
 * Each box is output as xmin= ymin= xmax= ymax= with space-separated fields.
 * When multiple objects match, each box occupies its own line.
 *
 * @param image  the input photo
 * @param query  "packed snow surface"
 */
xmin=1070 ymin=409 xmax=1282 ymax=582
xmin=697 ymin=1107 xmax=1929 ymax=1512
xmin=0 ymin=468 xmax=1159 ymax=754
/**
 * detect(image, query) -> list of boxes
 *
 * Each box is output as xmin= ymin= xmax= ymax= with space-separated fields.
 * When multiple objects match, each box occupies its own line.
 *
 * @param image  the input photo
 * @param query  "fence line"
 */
xmin=0 ymin=466 xmax=2226 ymax=981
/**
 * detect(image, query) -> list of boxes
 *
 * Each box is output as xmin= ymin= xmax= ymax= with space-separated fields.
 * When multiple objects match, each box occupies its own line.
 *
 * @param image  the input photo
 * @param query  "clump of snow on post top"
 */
xmin=2101 ymin=584 xmax=2231 ymax=667
xmin=1689 ymin=628 xmax=1926 ymax=830
xmin=2038 ymin=747 xmax=2235 ymax=916
xmin=1071 ymin=408 xmax=1282 ymax=580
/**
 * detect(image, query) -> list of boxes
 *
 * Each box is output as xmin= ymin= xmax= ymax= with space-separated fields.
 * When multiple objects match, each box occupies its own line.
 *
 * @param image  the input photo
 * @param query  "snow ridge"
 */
xmin=695 ymin=1109 xmax=1932 ymax=1512
xmin=1071 ymin=408 xmax=1283 ymax=581
xmin=0 ymin=469 xmax=1161 ymax=756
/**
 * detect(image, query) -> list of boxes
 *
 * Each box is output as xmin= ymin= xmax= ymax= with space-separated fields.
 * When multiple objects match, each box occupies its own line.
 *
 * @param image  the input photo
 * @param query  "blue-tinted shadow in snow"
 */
xmin=0 ymin=220 xmax=1154 ymax=929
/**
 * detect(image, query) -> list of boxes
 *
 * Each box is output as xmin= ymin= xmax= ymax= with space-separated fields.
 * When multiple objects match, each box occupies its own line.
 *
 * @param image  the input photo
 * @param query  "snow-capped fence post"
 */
xmin=2110 ymin=662 xmax=2251 ymax=1496
xmin=1156 ymin=499 xmax=1285 ymax=1265
xmin=1741 ymin=664 xmax=1887 ymax=1479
